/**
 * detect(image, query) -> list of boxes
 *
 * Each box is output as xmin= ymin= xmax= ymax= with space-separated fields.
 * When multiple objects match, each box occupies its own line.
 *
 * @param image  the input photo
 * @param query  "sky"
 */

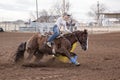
xmin=0 ymin=0 xmax=120 ymax=22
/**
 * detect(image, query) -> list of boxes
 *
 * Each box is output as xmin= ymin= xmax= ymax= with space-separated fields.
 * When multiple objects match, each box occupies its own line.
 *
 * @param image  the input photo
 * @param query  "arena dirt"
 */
xmin=0 ymin=32 xmax=120 ymax=80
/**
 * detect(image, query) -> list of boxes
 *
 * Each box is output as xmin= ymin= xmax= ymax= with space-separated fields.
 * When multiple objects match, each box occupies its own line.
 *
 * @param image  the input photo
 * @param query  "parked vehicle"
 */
xmin=0 ymin=28 xmax=4 ymax=32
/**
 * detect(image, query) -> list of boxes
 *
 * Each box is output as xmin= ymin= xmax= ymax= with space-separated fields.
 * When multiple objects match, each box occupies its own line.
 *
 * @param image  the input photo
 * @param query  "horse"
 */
xmin=14 ymin=30 xmax=88 ymax=66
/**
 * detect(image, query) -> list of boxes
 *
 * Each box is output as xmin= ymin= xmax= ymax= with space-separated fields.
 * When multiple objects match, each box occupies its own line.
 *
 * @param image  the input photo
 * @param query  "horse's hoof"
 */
xmin=75 ymin=62 xmax=80 ymax=66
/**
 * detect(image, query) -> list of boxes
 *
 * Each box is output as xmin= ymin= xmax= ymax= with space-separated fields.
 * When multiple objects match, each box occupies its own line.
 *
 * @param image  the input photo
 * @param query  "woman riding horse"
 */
xmin=14 ymin=30 xmax=88 ymax=66
xmin=46 ymin=12 xmax=71 ymax=47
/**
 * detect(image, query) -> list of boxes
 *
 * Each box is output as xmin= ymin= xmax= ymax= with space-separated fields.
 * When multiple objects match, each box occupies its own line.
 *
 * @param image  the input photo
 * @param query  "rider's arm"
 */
xmin=55 ymin=17 xmax=71 ymax=33
xmin=64 ymin=21 xmax=71 ymax=33
xmin=55 ymin=17 xmax=61 ymax=29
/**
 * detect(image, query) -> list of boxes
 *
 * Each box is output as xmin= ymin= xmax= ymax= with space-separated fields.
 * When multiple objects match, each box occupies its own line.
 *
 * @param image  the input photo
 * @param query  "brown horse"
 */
xmin=14 ymin=30 xmax=88 ymax=66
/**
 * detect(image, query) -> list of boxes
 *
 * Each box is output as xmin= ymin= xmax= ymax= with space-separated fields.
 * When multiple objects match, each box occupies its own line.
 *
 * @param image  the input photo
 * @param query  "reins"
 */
xmin=73 ymin=32 xmax=82 ymax=44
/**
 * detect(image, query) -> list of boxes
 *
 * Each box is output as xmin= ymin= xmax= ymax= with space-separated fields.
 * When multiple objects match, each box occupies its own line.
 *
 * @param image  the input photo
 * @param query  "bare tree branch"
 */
xmin=29 ymin=11 xmax=36 ymax=20
xmin=87 ymin=3 xmax=107 ymax=19
xmin=52 ymin=1 xmax=71 ymax=16
xmin=39 ymin=9 xmax=49 ymax=22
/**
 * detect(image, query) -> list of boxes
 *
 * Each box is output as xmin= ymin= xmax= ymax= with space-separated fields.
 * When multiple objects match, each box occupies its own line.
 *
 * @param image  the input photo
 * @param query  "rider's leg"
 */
xmin=47 ymin=25 xmax=60 ymax=47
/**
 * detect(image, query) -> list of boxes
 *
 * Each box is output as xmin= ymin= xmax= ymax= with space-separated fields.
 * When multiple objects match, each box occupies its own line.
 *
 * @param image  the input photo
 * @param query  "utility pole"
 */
xmin=36 ymin=0 xmax=39 ymax=20
xmin=35 ymin=0 xmax=39 ymax=32
xmin=97 ymin=1 xmax=100 ymax=26
xmin=63 ymin=0 xmax=65 ymax=14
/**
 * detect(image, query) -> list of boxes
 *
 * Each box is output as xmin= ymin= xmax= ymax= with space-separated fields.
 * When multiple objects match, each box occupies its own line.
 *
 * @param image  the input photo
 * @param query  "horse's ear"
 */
xmin=84 ymin=29 xmax=87 ymax=34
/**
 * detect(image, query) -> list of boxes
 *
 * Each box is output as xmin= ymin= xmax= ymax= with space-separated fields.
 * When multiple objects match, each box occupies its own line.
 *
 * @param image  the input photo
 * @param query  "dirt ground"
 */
xmin=0 ymin=32 xmax=120 ymax=80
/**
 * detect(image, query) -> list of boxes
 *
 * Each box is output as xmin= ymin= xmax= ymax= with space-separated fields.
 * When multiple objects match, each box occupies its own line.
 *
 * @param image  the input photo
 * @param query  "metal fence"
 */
xmin=78 ymin=26 xmax=120 ymax=34
xmin=1 ymin=22 xmax=120 ymax=34
xmin=19 ymin=23 xmax=54 ymax=33
xmin=19 ymin=27 xmax=36 ymax=32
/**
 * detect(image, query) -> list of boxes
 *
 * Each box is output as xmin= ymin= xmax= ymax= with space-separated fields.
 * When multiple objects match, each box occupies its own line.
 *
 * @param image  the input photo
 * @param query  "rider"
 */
xmin=46 ymin=12 xmax=71 ymax=47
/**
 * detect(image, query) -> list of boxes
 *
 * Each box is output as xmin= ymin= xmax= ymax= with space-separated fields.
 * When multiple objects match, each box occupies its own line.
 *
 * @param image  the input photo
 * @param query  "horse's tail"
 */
xmin=14 ymin=42 xmax=26 ymax=63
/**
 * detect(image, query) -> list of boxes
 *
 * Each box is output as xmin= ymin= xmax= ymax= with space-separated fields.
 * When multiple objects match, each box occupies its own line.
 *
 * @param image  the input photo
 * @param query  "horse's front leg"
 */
xmin=70 ymin=52 xmax=80 ymax=66
xmin=57 ymin=47 xmax=80 ymax=66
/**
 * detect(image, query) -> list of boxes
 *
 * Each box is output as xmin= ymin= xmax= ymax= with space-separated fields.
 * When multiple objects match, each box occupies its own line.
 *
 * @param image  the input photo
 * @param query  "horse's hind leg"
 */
xmin=25 ymin=48 xmax=35 ymax=63
xmin=34 ymin=51 xmax=44 ymax=63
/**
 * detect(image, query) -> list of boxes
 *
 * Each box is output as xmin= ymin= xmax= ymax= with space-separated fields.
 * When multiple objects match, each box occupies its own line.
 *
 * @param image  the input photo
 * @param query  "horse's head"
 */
xmin=74 ymin=29 xmax=88 ymax=51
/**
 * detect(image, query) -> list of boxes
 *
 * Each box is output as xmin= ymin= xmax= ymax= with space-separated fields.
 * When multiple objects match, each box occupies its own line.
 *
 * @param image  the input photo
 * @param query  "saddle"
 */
xmin=39 ymin=32 xmax=66 ymax=54
xmin=41 ymin=31 xmax=64 ymax=39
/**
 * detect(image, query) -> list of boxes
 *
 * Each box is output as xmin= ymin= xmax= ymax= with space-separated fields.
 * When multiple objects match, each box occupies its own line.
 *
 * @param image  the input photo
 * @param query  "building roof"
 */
xmin=101 ymin=12 xmax=120 ymax=18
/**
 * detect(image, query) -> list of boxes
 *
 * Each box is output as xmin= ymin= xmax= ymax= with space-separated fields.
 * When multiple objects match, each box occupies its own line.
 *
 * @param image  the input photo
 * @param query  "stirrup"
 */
xmin=46 ymin=42 xmax=52 ymax=47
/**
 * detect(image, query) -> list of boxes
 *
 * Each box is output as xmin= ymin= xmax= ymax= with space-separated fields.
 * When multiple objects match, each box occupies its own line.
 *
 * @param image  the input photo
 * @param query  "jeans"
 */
xmin=47 ymin=25 xmax=60 ymax=42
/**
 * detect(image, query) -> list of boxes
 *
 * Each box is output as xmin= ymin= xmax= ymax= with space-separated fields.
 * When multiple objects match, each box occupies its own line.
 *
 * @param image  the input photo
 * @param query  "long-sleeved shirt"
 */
xmin=55 ymin=17 xmax=70 ymax=32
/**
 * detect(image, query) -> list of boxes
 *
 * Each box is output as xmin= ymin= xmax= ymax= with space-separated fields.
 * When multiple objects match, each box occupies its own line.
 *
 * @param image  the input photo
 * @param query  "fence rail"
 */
xmin=78 ymin=26 xmax=120 ymax=34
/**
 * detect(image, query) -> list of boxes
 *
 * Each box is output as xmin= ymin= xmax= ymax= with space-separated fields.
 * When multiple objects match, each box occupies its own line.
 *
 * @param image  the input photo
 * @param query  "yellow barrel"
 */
xmin=70 ymin=42 xmax=77 ymax=52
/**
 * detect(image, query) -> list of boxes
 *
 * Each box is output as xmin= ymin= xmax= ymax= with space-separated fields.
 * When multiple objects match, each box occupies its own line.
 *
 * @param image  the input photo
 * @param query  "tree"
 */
xmin=87 ymin=3 xmax=107 ymax=20
xmin=29 ymin=11 xmax=36 ymax=21
xmin=38 ymin=9 xmax=49 ymax=22
xmin=87 ymin=2 xmax=108 ymax=26
xmin=65 ymin=1 xmax=71 ymax=13
xmin=29 ymin=1 xmax=71 ymax=22
xmin=52 ymin=1 xmax=71 ymax=16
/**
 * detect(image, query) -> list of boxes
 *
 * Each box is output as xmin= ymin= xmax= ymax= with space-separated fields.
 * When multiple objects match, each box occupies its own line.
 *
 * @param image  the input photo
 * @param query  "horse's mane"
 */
xmin=63 ymin=33 xmax=74 ymax=37
xmin=63 ymin=30 xmax=88 ymax=37
xmin=73 ymin=30 xmax=88 ymax=35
